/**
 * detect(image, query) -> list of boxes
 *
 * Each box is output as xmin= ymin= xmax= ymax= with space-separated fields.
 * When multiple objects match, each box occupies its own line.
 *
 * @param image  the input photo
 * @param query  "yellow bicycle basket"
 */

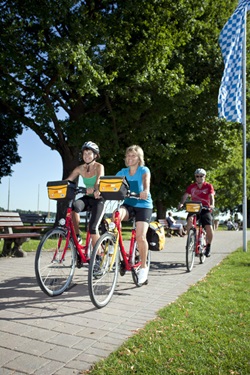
xmin=47 ymin=180 xmax=76 ymax=200
xmin=185 ymin=202 xmax=202 ymax=213
xmin=99 ymin=176 xmax=129 ymax=200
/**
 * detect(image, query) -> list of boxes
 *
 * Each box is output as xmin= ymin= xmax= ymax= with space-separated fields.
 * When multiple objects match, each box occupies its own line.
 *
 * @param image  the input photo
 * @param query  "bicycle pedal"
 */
xmin=119 ymin=261 xmax=126 ymax=276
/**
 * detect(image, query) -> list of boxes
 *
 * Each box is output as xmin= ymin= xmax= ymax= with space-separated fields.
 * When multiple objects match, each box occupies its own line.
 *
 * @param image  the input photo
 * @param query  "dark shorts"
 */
xmin=121 ymin=204 xmax=152 ymax=224
xmin=187 ymin=209 xmax=213 ymax=227
xmin=73 ymin=196 xmax=105 ymax=234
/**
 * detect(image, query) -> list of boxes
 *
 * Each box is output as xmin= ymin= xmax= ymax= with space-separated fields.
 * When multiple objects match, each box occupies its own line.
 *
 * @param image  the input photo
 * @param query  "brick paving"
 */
xmin=0 ymin=230 xmax=246 ymax=374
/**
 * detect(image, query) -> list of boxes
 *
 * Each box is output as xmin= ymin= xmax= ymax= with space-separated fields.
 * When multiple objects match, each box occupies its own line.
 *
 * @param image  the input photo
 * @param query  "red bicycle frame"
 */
xmin=113 ymin=208 xmax=140 ymax=271
xmin=191 ymin=214 xmax=206 ymax=256
xmin=55 ymin=205 xmax=92 ymax=264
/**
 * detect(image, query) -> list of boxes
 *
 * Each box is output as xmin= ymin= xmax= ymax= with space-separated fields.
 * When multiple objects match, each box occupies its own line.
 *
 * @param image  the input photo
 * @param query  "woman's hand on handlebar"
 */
xmin=139 ymin=190 xmax=148 ymax=200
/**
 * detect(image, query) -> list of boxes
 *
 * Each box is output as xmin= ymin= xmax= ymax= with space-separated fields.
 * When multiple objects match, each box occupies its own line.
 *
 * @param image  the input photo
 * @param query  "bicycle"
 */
xmin=35 ymin=181 xmax=103 ymax=297
xmin=185 ymin=201 xmax=208 ymax=272
xmin=88 ymin=193 xmax=151 ymax=309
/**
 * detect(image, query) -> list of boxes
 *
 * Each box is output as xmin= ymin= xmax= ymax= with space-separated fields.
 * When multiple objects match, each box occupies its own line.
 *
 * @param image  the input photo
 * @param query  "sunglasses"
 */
xmin=195 ymin=175 xmax=204 ymax=178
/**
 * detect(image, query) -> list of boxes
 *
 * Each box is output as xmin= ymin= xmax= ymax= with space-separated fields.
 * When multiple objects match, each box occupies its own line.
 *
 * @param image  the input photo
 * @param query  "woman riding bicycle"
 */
xmin=66 ymin=141 xmax=105 ymax=247
xmin=178 ymin=168 xmax=215 ymax=257
xmin=115 ymin=145 xmax=153 ymax=285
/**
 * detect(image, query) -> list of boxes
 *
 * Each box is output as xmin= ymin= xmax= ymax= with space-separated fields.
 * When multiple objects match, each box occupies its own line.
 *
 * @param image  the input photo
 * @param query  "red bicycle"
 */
xmin=185 ymin=201 xmax=208 ymax=272
xmin=35 ymin=181 xmax=98 ymax=296
xmin=88 ymin=193 xmax=151 ymax=309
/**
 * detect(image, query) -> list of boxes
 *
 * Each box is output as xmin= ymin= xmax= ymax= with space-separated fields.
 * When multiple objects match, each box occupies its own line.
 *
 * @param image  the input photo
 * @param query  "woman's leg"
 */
xmin=88 ymin=198 xmax=105 ymax=247
xmin=136 ymin=221 xmax=149 ymax=268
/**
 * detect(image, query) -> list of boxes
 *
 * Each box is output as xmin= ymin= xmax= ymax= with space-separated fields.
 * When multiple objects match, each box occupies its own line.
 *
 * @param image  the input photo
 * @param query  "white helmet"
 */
xmin=81 ymin=141 xmax=100 ymax=156
xmin=194 ymin=168 xmax=206 ymax=176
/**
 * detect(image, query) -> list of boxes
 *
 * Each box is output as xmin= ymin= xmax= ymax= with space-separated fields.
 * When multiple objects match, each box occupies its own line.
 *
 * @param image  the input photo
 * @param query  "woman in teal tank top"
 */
xmin=66 ymin=141 xmax=105 ymax=247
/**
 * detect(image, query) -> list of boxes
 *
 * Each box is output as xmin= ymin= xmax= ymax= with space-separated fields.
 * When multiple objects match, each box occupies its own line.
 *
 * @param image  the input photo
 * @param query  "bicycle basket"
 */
xmin=99 ymin=176 xmax=129 ymax=200
xmin=185 ymin=202 xmax=202 ymax=213
xmin=47 ymin=180 xmax=76 ymax=200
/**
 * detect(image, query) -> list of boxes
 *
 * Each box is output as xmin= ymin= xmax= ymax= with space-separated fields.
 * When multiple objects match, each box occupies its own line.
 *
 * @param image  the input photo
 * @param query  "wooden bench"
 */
xmin=0 ymin=212 xmax=45 ymax=257
xmin=20 ymin=213 xmax=47 ymax=225
xmin=158 ymin=219 xmax=181 ymax=237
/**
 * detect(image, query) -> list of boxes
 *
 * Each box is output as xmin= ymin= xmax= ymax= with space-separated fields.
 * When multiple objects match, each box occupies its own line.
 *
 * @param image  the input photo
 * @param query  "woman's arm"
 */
xmin=140 ymin=171 xmax=150 ymax=200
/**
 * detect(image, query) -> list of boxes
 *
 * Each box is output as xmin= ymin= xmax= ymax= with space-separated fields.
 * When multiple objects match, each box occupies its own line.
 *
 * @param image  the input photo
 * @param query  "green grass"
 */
xmin=82 ymin=246 xmax=250 ymax=375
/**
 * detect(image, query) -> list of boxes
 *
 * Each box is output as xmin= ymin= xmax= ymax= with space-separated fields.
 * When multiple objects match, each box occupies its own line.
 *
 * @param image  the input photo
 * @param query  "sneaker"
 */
xmin=93 ymin=254 xmax=102 ymax=275
xmin=205 ymin=244 xmax=211 ymax=257
xmin=76 ymin=235 xmax=82 ymax=245
xmin=138 ymin=266 xmax=148 ymax=284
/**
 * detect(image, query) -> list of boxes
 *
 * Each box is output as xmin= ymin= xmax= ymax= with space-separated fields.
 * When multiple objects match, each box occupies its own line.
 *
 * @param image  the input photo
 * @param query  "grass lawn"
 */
xmin=82 ymin=246 xmax=250 ymax=375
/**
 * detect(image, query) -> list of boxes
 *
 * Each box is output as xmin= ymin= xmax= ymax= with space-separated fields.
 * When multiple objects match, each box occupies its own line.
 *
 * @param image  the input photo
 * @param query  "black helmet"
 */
xmin=81 ymin=141 xmax=100 ymax=156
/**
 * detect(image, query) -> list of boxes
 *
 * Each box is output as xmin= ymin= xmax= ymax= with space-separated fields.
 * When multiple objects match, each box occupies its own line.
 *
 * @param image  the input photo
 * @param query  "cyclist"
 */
xmin=66 ymin=141 xmax=105 ymax=247
xmin=115 ymin=145 xmax=153 ymax=284
xmin=178 ymin=168 xmax=215 ymax=257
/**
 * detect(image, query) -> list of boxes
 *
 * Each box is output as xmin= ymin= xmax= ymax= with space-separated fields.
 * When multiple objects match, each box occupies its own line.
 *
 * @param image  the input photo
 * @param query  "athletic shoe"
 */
xmin=93 ymin=255 xmax=102 ymax=275
xmin=138 ymin=266 xmax=148 ymax=284
xmin=205 ymin=244 xmax=211 ymax=257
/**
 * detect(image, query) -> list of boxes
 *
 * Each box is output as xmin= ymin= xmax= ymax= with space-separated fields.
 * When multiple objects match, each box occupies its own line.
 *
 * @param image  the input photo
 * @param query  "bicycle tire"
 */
xmin=35 ymin=228 xmax=76 ymax=297
xmin=131 ymin=242 xmax=151 ymax=287
xmin=88 ymin=232 xmax=119 ymax=308
xmin=186 ymin=228 xmax=195 ymax=272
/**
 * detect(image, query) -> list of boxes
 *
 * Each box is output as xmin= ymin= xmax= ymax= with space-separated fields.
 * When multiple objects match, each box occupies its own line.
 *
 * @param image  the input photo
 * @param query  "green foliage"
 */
xmin=0 ymin=111 xmax=22 ymax=181
xmin=0 ymin=0 xmax=246 ymax=214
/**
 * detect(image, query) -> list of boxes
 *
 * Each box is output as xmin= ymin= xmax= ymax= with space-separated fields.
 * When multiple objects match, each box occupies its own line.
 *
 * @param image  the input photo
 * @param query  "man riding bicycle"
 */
xmin=178 ymin=168 xmax=215 ymax=257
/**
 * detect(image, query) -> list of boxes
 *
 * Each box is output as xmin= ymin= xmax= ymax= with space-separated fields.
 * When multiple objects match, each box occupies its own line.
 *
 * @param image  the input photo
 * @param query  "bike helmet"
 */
xmin=194 ymin=168 xmax=206 ymax=176
xmin=81 ymin=141 xmax=100 ymax=156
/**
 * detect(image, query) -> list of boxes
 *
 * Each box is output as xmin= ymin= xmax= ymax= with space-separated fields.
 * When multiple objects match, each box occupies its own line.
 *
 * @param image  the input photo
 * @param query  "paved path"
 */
xmin=0 ymin=230 xmax=246 ymax=374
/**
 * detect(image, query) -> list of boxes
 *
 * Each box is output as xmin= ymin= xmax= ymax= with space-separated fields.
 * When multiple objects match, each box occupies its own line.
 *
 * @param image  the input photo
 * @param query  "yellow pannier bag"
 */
xmin=146 ymin=221 xmax=165 ymax=251
xmin=99 ymin=176 xmax=129 ymax=200
xmin=47 ymin=180 xmax=76 ymax=200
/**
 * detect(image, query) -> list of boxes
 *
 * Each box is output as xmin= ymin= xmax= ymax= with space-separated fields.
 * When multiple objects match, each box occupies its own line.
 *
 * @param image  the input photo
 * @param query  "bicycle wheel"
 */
xmin=88 ymin=232 xmax=119 ymax=308
xmin=131 ymin=242 xmax=151 ymax=287
xmin=186 ymin=228 xmax=195 ymax=272
xmin=35 ymin=228 xmax=76 ymax=297
xmin=88 ymin=233 xmax=118 ymax=308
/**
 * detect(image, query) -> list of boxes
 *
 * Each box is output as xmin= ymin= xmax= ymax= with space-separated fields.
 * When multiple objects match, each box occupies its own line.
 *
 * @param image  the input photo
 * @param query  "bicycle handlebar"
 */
xmin=75 ymin=186 xmax=87 ymax=195
xmin=128 ymin=191 xmax=140 ymax=198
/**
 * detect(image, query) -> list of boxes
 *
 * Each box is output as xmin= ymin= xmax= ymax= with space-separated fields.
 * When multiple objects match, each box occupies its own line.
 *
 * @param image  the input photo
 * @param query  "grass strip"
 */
xmin=83 ymin=247 xmax=250 ymax=375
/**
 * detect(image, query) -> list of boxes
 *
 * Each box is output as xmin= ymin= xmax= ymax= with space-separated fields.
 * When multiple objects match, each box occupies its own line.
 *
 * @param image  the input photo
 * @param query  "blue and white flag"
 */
xmin=218 ymin=0 xmax=250 ymax=123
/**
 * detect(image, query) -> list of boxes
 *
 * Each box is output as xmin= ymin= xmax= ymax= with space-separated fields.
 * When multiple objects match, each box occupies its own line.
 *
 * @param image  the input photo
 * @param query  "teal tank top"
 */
xmin=82 ymin=175 xmax=96 ymax=196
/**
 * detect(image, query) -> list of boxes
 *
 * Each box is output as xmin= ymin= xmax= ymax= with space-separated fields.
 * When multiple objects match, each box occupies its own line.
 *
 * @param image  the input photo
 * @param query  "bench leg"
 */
xmin=2 ymin=239 xmax=14 ymax=257
xmin=1 ymin=238 xmax=28 ymax=257
xmin=12 ymin=238 xmax=28 ymax=257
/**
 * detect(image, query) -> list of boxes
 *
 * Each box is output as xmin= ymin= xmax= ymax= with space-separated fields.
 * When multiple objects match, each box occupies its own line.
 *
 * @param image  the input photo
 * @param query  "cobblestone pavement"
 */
xmin=0 ymin=230 xmax=246 ymax=374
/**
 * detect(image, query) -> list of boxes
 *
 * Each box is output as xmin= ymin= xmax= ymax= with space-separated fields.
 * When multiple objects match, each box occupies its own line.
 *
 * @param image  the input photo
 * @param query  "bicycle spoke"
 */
xmin=35 ymin=228 xmax=76 ymax=296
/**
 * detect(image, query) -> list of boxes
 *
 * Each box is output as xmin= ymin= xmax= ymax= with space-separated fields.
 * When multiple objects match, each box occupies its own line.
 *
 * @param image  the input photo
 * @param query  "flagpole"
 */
xmin=242 ymin=5 xmax=247 ymax=252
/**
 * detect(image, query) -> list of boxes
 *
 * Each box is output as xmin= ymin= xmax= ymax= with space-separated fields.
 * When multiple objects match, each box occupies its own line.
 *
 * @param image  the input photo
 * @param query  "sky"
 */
xmin=0 ymin=129 xmax=63 ymax=213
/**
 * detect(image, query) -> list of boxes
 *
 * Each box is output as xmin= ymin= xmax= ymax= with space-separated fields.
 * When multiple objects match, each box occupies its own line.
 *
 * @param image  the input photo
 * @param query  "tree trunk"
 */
xmin=155 ymin=199 xmax=167 ymax=220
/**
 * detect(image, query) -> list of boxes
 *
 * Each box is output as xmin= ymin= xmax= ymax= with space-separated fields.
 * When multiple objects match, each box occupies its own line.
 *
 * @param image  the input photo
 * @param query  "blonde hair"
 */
xmin=125 ymin=145 xmax=145 ymax=166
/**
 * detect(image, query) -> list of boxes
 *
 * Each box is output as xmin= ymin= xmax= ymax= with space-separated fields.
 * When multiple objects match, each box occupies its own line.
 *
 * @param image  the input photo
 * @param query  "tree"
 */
xmin=0 ymin=0 xmax=242 ymax=216
xmin=0 ymin=107 xmax=22 ymax=181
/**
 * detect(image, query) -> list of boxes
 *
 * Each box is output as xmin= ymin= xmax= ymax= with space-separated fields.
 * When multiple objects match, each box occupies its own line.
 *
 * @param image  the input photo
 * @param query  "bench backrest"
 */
xmin=20 ymin=213 xmax=46 ymax=225
xmin=0 ymin=212 xmax=23 ymax=226
xmin=0 ymin=212 xmax=23 ymax=234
